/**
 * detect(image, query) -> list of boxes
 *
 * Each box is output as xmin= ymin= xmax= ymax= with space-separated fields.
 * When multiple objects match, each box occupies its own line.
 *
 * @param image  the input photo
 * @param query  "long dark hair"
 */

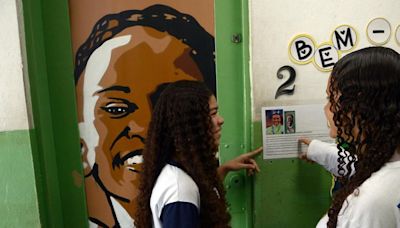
xmin=134 ymin=80 xmax=230 ymax=227
xmin=327 ymin=46 xmax=400 ymax=227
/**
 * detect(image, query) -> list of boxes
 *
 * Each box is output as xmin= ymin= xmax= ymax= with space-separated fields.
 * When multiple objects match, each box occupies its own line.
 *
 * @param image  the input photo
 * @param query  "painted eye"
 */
xmin=101 ymin=102 xmax=138 ymax=118
xmin=103 ymin=103 xmax=128 ymax=114
xmin=105 ymin=106 xmax=128 ymax=114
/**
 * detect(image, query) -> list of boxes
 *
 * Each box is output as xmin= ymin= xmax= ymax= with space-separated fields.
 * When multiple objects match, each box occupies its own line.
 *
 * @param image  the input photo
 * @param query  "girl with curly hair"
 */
xmin=134 ymin=80 xmax=261 ymax=228
xmin=300 ymin=46 xmax=400 ymax=227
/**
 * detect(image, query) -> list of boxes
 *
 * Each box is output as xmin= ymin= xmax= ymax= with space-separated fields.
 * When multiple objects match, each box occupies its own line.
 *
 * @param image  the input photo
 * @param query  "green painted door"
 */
xmin=215 ymin=1 xmax=332 ymax=227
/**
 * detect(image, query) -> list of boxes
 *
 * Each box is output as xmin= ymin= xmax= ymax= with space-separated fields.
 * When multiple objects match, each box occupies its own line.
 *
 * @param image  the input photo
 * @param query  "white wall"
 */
xmin=0 ymin=0 xmax=30 ymax=131
xmin=250 ymin=0 xmax=400 ymax=120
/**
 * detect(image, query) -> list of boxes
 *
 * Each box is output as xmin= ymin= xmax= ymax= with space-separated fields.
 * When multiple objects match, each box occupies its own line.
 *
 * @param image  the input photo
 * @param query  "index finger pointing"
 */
xmin=246 ymin=147 xmax=263 ymax=158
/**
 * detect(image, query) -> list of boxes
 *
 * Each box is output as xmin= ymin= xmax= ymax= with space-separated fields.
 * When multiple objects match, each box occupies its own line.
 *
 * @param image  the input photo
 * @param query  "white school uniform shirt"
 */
xmin=150 ymin=163 xmax=200 ymax=228
xmin=308 ymin=140 xmax=400 ymax=228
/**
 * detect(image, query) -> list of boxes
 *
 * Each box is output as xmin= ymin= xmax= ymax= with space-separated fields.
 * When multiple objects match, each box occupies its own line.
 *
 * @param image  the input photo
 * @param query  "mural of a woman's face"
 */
xmin=77 ymin=26 xmax=203 ymax=203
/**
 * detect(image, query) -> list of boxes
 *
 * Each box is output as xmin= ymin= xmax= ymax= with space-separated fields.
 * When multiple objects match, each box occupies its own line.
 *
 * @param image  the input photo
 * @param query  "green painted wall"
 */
xmin=215 ymin=0 xmax=253 ymax=227
xmin=252 ymin=122 xmax=332 ymax=227
xmin=22 ymin=0 xmax=88 ymax=227
xmin=0 ymin=130 xmax=40 ymax=227
xmin=215 ymin=1 xmax=333 ymax=227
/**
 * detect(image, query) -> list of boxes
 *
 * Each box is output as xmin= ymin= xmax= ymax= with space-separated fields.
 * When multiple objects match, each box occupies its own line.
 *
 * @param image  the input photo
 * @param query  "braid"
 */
xmin=74 ymin=4 xmax=216 ymax=94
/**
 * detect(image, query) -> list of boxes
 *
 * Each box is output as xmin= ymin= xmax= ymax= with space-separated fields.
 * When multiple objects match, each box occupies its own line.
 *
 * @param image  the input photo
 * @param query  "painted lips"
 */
xmin=112 ymin=149 xmax=143 ymax=172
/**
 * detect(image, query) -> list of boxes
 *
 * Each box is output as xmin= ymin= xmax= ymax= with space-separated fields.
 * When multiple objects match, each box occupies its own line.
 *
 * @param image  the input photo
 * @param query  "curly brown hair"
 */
xmin=134 ymin=80 xmax=230 ymax=227
xmin=326 ymin=46 xmax=400 ymax=227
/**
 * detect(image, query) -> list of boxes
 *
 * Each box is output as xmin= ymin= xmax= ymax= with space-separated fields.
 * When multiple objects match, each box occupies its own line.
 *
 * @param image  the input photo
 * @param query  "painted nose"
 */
xmin=128 ymin=121 xmax=145 ymax=133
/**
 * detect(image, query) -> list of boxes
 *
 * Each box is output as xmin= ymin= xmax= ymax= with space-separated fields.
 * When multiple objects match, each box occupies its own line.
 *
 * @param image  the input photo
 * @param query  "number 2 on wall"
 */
xmin=275 ymin=65 xmax=296 ymax=99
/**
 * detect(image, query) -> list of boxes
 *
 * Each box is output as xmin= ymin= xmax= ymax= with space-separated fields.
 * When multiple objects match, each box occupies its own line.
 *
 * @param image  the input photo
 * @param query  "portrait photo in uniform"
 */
xmin=265 ymin=109 xmax=284 ymax=135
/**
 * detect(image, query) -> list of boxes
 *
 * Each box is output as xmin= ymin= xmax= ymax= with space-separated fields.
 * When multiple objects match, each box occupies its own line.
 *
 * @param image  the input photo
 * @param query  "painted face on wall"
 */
xmin=76 ymin=26 xmax=204 ymax=215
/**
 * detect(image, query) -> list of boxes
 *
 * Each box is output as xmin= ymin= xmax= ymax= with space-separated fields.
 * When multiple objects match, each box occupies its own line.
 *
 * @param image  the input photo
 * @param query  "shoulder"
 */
xmin=150 ymin=164 xmax=200 ymax=215
xmin=359 ymin=161 xmax=400 ymax=200
xmin=338 ymin=163 xmax=400 ymax=227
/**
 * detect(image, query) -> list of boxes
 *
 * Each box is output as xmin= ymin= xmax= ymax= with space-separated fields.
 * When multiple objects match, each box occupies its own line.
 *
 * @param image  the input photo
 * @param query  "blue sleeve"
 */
xmin=160 ymin=201 xmax=199 ymax=228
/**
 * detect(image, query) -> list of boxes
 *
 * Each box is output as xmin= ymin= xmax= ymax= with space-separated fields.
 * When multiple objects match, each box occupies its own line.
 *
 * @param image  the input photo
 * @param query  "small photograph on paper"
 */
xmin=284 ymin=111 xmax=296 ymax=134
xmin=265 ymin=109 xmax=284 ymax=135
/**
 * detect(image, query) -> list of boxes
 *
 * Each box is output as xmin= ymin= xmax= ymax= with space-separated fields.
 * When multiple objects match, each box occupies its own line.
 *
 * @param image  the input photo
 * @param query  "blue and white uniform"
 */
xmin=150 ymin=163 xmax=200 ymax=228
